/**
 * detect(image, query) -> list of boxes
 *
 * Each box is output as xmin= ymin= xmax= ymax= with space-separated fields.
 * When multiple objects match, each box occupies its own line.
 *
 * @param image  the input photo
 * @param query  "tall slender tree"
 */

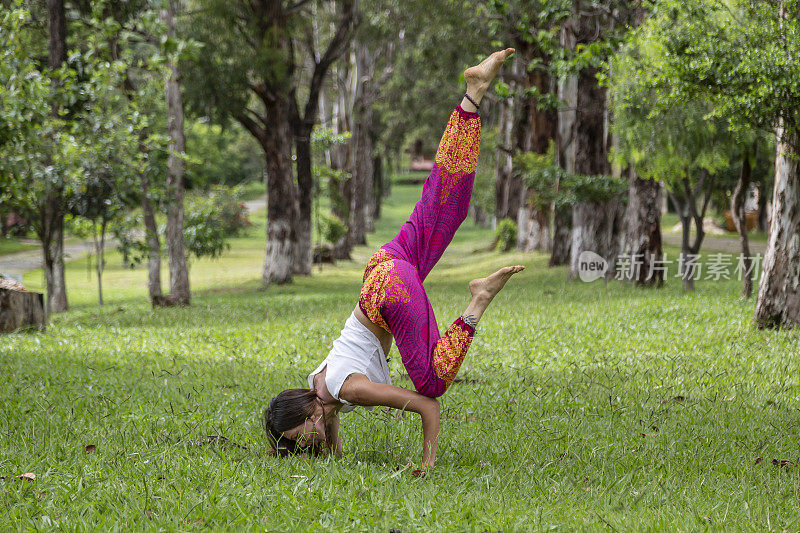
xmin=160 ymin=0 xmax=190 ymax=305
xmin=43 ymin=0 xmax=68 ymax=313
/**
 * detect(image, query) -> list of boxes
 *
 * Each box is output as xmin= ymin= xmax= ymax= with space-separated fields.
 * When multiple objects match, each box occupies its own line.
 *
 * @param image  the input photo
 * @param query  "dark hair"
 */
xmin=262 ymin=388 xmax=319 ymax=457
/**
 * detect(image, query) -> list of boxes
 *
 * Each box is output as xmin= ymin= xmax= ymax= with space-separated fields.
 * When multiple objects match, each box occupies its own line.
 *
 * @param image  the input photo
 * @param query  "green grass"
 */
xmin=0 ymin=236 xmax=37 ymax=256
xmin=2 ymin=183 xmax=799 ymax=531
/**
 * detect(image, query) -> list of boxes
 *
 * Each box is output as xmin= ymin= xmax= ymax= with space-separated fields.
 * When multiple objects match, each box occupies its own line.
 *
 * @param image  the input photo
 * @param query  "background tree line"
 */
xmin=1 ymin=0 xmax=798 ymax=329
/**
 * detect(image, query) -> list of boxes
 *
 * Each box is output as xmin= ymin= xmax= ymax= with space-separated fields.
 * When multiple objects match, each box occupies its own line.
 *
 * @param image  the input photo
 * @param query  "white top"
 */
xmin=308 ymin=312 xmax=392 ymax=413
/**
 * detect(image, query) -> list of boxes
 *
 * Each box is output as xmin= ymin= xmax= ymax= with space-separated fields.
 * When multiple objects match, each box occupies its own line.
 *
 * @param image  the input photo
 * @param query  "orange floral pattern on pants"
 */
xmin=432 ymin=319 xmax=475 ymax=385
xmin=359 ymin=259 xmax=410 ymax=333
xmin=434 ymin=108 xmax=480 ymax=204
xmin=362 ymin=247 xmax=400 ymax=284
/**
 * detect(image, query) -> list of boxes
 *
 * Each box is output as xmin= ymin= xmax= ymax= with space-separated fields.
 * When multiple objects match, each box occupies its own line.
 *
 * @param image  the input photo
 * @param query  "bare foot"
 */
xmin=464 ymin=48 xmax=515 ymax=101
xmin=469 ymin=265 xmax=525 ymax=303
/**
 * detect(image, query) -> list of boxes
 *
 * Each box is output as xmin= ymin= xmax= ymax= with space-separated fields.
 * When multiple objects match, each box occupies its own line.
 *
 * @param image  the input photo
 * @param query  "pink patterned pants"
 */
xmin=358 ymin=106 xmax=481 ymax=398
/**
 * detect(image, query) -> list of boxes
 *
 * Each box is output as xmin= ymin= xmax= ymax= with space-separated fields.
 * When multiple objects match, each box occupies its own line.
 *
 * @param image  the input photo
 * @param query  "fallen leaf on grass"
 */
xmin=84 ymin=444 xmax=97 ymax=454
xmin=19 ymin=473 xmax=36 ymax=481
xmin=411 ymin=469 xmax=426 ymax=478
xmin=659 ymin=395 xmax=686 ymax=405
xmin=772 ymin=459 xmax=796 ymax=468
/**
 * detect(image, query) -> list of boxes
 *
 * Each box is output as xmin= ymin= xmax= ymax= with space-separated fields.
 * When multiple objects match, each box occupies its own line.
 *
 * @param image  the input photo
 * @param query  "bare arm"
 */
xmin=339 ymin=373 xmax=440 ymax=468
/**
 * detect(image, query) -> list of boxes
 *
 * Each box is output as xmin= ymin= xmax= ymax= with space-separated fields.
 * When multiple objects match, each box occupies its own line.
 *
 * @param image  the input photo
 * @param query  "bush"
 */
xmin=183 ymin=196 xmax=230 ymax=260
xmin=205 ymin=185 xmax=251 ymax=237
xmin=318 ymin=213 xmax=347 ymax=245
xmin=495 ymin=218 xmax=517 ymax=252
xmin=112 ymin=212 xmax=148 ymax=268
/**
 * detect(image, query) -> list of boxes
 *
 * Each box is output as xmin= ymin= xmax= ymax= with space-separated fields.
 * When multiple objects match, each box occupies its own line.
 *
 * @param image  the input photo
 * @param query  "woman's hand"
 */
xmin=339 ymin=373 xmax=441 ymax=468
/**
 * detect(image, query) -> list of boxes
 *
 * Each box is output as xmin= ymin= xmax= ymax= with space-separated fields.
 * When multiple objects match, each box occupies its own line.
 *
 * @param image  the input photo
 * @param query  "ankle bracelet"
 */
xmin=463 ymin=93 xmax=480 ymax=111
xmin=460 ymin=314 xmax=478 ymax=328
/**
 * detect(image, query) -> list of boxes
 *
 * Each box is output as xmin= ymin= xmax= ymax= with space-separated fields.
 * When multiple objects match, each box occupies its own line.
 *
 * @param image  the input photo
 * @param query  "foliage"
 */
xmin=317 ymin=213 xmax=348 ymax=245
xmin=206 ymin=185 xmax=251 ymax=236
xmin=495 ymin=218 xmax=518 ymax=251
xmin=606 ymin=36 xmax=739 ymax=194
xmin=180 ymin=185 xmax=252 ymax=261
xmin=515 ymin=142 xmax=627 ymax=210
xmin=185 ymin=120 xmax=264 ymax=189
xmin=112 ymin=212 xmax=149 ymax=269
xmin=182 ymin=196 xmax=231 ymax=261
xmin=639 ymin=0 xmax=800 ymax=144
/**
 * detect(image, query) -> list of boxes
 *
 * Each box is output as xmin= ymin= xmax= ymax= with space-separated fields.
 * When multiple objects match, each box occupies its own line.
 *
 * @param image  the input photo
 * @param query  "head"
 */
xmin=262 ymin=388 xmax=332 ymax=457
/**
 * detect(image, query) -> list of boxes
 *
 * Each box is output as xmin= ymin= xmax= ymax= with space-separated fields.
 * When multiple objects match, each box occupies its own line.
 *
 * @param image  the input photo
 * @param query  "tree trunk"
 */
xmin=345 ymin=45 xmax=377 ymax=247
xmin=732 ymin=145 xmax=754 ymax=299
xmin=550 ymin=206 xmax=572 ymax=266
xmin=472 ymin=204 xmax=488 ymax=227
xmin=622 ymin=168 xmax=663 ymax=286
xmin=140 ymin=161 xmax=163 ymax=302
xmin=40 ymin=200 xmax=67 ymax=315
xmin=293 ymin=121 xmax=313 ymax=275
xmin=551 ymin=66 xmax=578 ymax=267
xmin=757 ymin=174 xmax=769 ymax=232
xmin=754 ymin=126 xmax=800 ymax=328
xmin=0 ymin=289 xmax=46 ymax=333
xmin=668 ymin=174 xmax=710 ymax=292
xmin=567 ymin=66 xmax=623 ymax=277
xmin=372 ymin=155 xmax=383 ymax=221
xmin=349 ymin=105 xmax=374 ymax=246
xmin=262 ymin=98 xmax=296 ymax=285
xmin=93 ymin=219 xmax=108 ymax=306
xmin=43 ymin=0 xmax=68 ymax=314
xmin=495 ymin=90 xmax=516 ymax=222
xmin=161 ymin=0 xmax=190 ymax=306
xmin=680 ymin=212 xmax=694 ymax=292
xmin=517 ymin=202 xmax=551 ymax=252
xmin=516 ymin=60 xmax=557 ymax=252
xmin=569 ymin=199 xmax=626 ymax=278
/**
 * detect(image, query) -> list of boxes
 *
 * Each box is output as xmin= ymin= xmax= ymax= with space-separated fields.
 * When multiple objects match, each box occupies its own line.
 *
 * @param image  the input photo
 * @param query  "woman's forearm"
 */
xmin=339 ymin=375 xmax=442 ymax=467
xmin=420 ymin=399 xmax=440 ymax=467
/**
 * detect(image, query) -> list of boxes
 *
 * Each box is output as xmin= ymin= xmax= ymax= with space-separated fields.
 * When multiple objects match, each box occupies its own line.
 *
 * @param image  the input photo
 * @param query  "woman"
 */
xmin=263 ymin=48 xmax=523 ymax=469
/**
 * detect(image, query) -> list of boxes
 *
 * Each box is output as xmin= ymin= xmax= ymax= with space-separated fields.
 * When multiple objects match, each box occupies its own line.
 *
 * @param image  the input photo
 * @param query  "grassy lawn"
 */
xmin=0 ymin=236 xmax=38 ymax=256
xmin=2 ymin=183 xmax=799 ymax=531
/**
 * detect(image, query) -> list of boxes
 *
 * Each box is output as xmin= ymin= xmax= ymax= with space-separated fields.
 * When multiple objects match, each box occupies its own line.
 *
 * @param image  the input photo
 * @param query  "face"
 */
xmin=282 ymin=398 xmax=329 ymax=453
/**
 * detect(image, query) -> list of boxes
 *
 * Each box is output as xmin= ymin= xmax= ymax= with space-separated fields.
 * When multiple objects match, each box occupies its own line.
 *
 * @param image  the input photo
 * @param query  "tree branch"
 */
xmin=234 ymin=110 xmax=267 ymax=146
xmin=286 ymin=0 xmax=313 ymax=15
xmin=301 ymin=0 xmax=355 ymax=123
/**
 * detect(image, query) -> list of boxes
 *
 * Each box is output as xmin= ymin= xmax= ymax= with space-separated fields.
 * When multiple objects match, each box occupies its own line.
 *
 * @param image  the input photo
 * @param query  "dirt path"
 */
xmin=0 ymin=195 xmax=267 ymax=276
xmin=661 ymin=232 xmax=767 ymax=255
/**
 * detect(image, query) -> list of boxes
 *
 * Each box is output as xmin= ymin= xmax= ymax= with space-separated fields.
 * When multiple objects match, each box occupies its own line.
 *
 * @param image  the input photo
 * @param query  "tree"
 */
xmin=609 ymin=43 xmax=736 ymax=290
xmin=637 ymin=0 xmax=800 ymax=324
xmin=554 ymin=1 xmax=640 ymax=277
xmin=482 ymin=1 xmax=567 ymax=251
xmin=184 ymin=0 xmax=355 ymax=285
xmin=160 ymin=0 xmax=190 ymax=305
xmin=68 ymin=60 xmax=141 ymax=306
